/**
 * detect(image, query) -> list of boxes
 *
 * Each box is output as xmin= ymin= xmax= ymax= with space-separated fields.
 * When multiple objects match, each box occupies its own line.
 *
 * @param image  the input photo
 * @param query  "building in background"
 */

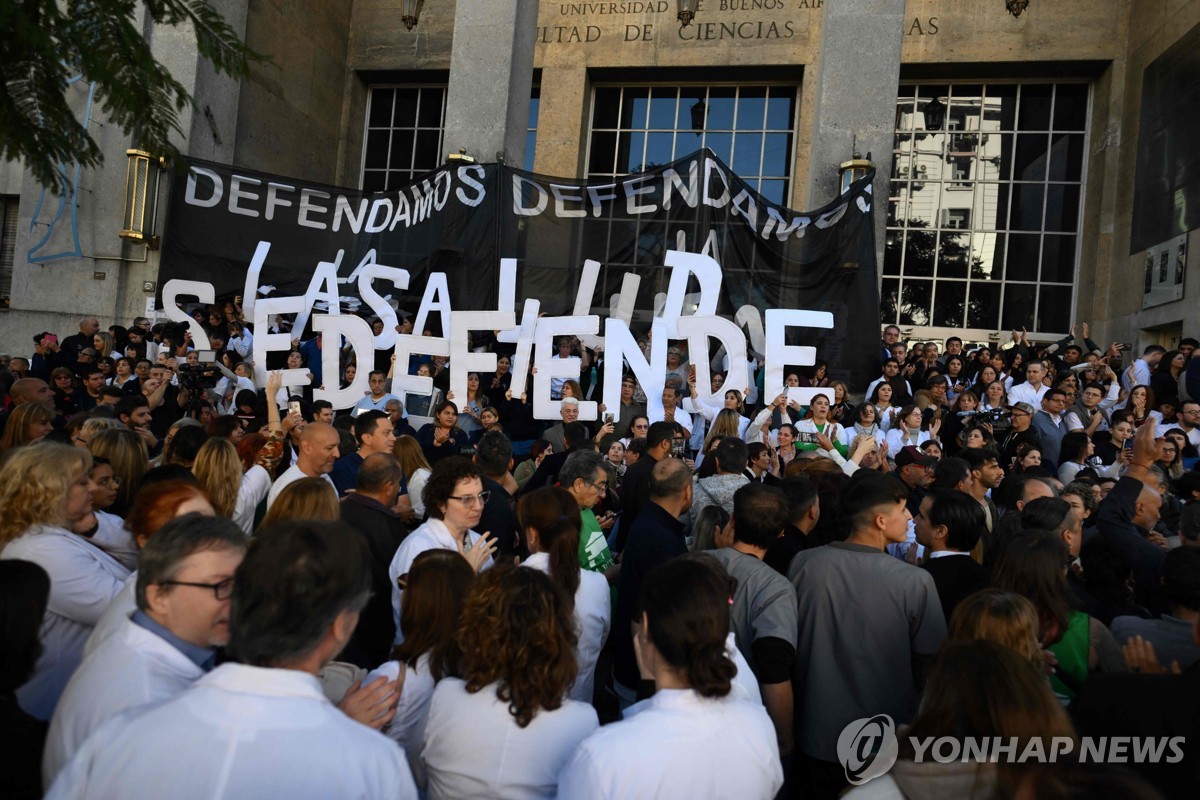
xmin=1 ymin=0 xmax=1198 ymax=355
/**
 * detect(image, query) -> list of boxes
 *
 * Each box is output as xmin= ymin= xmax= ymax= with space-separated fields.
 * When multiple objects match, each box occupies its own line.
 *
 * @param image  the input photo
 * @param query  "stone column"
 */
xmin=442 ymin=0 xmax=539 ymax=166
xmin=802 ymin=0 xmax=906 ymax=267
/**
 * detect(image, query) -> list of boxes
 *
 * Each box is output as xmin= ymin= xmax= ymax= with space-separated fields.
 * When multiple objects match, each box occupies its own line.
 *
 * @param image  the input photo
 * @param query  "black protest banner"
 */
xmin=158 ymin=149 xmax=879 ymax=395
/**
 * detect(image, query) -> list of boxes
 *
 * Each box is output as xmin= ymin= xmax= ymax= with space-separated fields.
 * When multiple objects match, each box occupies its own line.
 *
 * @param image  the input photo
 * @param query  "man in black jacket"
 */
xmin=915 ymin=489 xmax=988 ymax=624
xmin=340 ymin=453 xmax=409 ymax=667
xmin=614 ymin=421 xmax=677 ymax=552
xmin=1095 ymin=418 xmax=1169 ymax=614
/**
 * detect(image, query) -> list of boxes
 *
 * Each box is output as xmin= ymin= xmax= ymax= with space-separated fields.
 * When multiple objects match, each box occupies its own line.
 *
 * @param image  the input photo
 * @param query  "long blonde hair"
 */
xmin=702 ymin=408 xmax=743 ymax=453
xmin=258 ymin=477 xmax=340 ymax=531
xmin=193 ymin=437 xmax=243 ymax=518
xmin=0 ymin=443 xmax=92 ymax=545
xmin=393 ymin=435 xmax=431 ymax=478
xmin=89 ymin=428 xmax=149 ymax=513
xmin=0 ymin=402 xmax=54 ymax=452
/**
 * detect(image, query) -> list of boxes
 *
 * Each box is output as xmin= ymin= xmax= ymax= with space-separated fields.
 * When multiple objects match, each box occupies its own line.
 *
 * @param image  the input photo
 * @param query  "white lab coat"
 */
xmin=46 ymin=662 xmax=418 ymax=799
xmin=369 ymin=654 xmax=438 ymax=782
xmin=43 ymin=616 xmax=204 ymax=785
xmin=89 ymin=511 xmax=138 ymax=572
xmin=1 ymin=525 xmax=130 ymax=720
xmin=265 ymin=463 xmax=335 ymax=510
xmin=233 ymin=464 xmax=272 ymax=535
xmin=83 ymin=575 xmax=136 ymax=659
xmin=388 ymin=518 xmax=493 ymax=640
xmin=557 ymin=688 xmax=782 ymax=800
xmin=521 ymin=552 xmax=611 ymax=703
xmin=421 ymin=677 xmax=599 ymax=800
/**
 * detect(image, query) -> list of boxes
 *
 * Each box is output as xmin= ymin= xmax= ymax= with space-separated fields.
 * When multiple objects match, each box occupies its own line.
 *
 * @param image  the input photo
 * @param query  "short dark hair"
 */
xmin=1144 ymin=344 xmax=1166 ymax=356
xmin=646 ymin=420 xmax=676 ymax=449
xmin=311 ymin=399 xmax=333 ymax=420
xmin=1020 ymin=497 xmax=1074 ymax=538
xmin=229 ymin=521 xmax=372 ymax=668
xmin=946 ymin=336 xmax=963 ymax=346
xmin=960 ymin=447 xmax=1000 ymax=472
xmin=422 ymin=456 xmax=483 ymax=520
xmin=995 ymin=475 xmax=1054 ymax=513
xmin=627 ymin=437 xmax=648 ymax=456
xmin=356 ymin=453 xmax=402 ymax=494
xmin=561 ymin=421 xmax=588 ymax=449
xmin=649 ymin=457 xmax=692 ymax=499
xmin=712 ymin=436 xmax=749 ymax=473
xmin=353 ymin=410 xmax=388 ymax=443
xmin=931 ymin=457 xmax=971 ymax=491
xmin=925 ymin=489 xmax=985 ymax=552
xmin=136 ymin=514 xmax=246 ymax=611
xmin=781 ymin=475 xmax=818 ymax=523
xmin=474 ymin=430 xmax=512 ymax=477
xmin=114 ymin=395 xmax=149 ymax=420
xmin=368 ymin=370 xmax=386 ymax=380
xmin=732 ymin=483 xmax=788 ymax=549
xmin=168 ymin=425 xmax=209 ymax=465
xmin=839 ymin=473 xmax=907 ymax=532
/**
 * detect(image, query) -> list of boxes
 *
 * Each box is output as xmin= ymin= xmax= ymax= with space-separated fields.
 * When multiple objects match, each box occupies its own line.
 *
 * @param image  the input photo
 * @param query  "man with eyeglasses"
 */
xmin=998 ymin=402 xmax=1042 ymax=473
xmin=599 ymin=373 xmax=646 ymax=452
xmin=1161 ymin=401 xmax=1200 ymax=450
xmin=49 ymin=520 xmax=418 ymax=799
xmin=1031 ymin=388 xmax=1070 ymax=471
xmin=43 ymin=515 xmax=247 ymax=785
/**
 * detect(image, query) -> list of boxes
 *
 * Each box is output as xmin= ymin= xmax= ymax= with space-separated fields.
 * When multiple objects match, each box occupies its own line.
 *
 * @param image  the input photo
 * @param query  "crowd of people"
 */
xmin=1 ymin=307 xmax=1199 ymax=799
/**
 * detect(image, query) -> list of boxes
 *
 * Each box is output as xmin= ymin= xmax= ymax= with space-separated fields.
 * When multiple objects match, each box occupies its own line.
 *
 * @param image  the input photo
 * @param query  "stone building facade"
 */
xmin=2 ymin=0 xmax=1198 ymax=354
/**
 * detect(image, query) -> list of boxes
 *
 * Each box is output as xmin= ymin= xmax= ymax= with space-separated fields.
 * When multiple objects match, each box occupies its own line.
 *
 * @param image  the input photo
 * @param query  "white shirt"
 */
xmin=83 ymin=575 xmax=136 ymax=659
xmin=265 ymin=463 xmax=335 ymax=510
xmin=43 ymin=616 xmax=204 ymax=785
xmin=521 ymin=552 xmax=611 ymax=703
xmin=1123 ymin=358 xmax=1152 ymax=393
xmin=388 ymin=518 xmax=494 ymax=640
xmin=407 ymin=467 xmax=431 ymax=518
xmin=89 ymin=511 xmax=139 ymax=572
xmin=1007 ymin=381 xmax=1048 ymax=407
xmin=885 ymin=427 xmax=930 ymax=455
xmin=421 ymin=677 xmax=598 ymax=800
xmin=557 ymin=688 xmax=782 ymax=800
xmin=369 ymin=655 xmax=438 ymax=781
xmin=1 ymin=525 xmax=130 ymax=720
xmin=234 ymin=464 xmax=272 ymax=535
xmin=46 ymin=663 xmax=417 ymax=800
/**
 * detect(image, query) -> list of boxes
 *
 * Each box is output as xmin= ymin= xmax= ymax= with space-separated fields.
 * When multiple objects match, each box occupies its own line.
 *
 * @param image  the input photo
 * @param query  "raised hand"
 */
xmin=459 ymin=532 xmax=498 ymax=573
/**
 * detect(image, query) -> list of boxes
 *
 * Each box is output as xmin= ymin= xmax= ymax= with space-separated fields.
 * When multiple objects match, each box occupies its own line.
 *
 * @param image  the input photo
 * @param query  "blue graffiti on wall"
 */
xmin=27 ymin=73 xmax=94 ymax=263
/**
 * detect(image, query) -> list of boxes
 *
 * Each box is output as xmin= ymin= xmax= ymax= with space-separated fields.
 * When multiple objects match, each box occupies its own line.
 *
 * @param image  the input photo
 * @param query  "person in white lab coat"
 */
xmin=43 ymin=515 xmax=246 ymax=786
xmin=557 ymin=555 xmax=783 ymax=800
xmin=83 ymin=481 xmax=217 ymax=659
xmin=47 ymin=520 xmax=417 ymax=799
xmin=368 ymin=549 xmax=475 ymax=780
xmin=420 ymin=565 xmax=599 ymax=799
xmin=517 ymin=486 xmax=611 ymax=703
xmin=0 ymin=443 xmax=130 ymax=721
xmin=389 ymin=457 xmax=498 ymax=638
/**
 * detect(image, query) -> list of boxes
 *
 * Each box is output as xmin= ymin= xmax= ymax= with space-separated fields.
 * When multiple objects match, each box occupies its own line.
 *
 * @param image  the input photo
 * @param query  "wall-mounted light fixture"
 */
xmin=1005 ymin=0 xmax=1030 ymax=17
xmin=839 ymin=153 xmax=874 ymax=195
xmin=401 ymin=0 xmax=424 ymax=30
xmin=120 ymin=149 xmax=165 ymax=249
xmin=677 ymin=0 xmax=698 ymax=27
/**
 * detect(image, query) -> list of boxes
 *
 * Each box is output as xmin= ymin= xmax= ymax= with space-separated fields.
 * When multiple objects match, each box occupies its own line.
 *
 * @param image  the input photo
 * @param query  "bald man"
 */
xmin=266 ymin=422 xmax=340 ymax=509
xmin=612 ymin=455 xmax=694 ymax=705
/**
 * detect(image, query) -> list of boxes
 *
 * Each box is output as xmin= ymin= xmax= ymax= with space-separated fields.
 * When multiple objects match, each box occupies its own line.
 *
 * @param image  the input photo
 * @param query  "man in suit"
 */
xmin=915 ymin=489 xmax=988 ymax=625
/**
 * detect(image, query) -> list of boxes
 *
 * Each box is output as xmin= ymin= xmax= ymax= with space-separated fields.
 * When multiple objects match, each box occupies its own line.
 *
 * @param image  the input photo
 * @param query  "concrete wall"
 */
xmin=236 ymin=0 xmax=353 ymax=184
xmin=1097 ymin=0 xmax=1200 ymax=350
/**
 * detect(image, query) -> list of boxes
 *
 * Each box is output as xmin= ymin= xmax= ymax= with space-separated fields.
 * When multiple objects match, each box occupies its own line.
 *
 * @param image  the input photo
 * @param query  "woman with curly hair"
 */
xmin=558 ymin=555 xmax=782 ymax=799
xmin=518 ymin=487 xmax=611 ymax=703
xmin=420 ymin=564 xmax=597 ymax=799
xmin=0 ymin=443 xmax=129 ymax=720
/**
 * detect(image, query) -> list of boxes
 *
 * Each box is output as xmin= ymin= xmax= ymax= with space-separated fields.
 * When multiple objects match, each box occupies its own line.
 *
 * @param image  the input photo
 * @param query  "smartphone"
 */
xmin=45 ymin=334 xmax=58 ymax=346
xmin=671 ymin=438 xmax=687 ymax=458
xmin=603 ymin=412 xmax=614 ymax=424
xmin=288 ymin=400 xmax=301 ymax=417
xmin=1123 ymin=438 xmax=1134 ymax=452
